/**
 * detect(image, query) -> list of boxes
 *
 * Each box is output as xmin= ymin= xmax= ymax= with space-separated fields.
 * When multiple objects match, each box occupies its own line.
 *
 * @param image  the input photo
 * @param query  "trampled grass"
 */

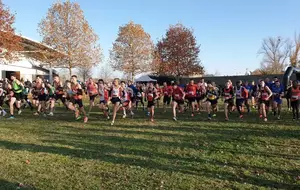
xmin=0 ymin=105 xmax=300 ymax=190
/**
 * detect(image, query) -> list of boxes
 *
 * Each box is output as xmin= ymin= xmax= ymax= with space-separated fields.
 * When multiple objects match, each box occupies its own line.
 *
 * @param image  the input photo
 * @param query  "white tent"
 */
xmin=135 ymin=75 xmax=157 ymax=82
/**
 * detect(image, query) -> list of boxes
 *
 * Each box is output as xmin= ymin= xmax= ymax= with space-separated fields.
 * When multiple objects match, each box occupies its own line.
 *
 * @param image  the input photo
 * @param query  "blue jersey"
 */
xmin=272 ymin=85 xmax=283 ymax=99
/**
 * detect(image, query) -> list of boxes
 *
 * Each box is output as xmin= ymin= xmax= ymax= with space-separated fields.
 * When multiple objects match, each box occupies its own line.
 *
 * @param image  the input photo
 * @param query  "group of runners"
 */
xmin=0 ymin=74 xmax=299 ymax=125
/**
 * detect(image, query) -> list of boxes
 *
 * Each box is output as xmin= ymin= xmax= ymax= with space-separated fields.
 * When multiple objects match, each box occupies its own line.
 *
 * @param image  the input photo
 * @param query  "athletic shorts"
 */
xmin=236 ymin=99 xmax=245 ymax=107
xmin=0 ymin=96 xmax=4 ymax=106
xmin=89 ymin=94 xmax=98 ymax=101
xmin=224 ymin=98 xmax=234 ymax=107
xmin=273 ymin=98 xmax=282 ymax=105
xmin=173 ymin=99 xmax=184 ymax=105
xmin=38 ymin=94 xmax=47 ymax=101
xmin=147 ymin=101 xmax=155 ymax=108
xmin=259 ymin=99 xmax=270 ymax=107
xmin=14 ymin=92 xmax=23 ymax=101
xmin=163 ymin=96 xmax=171 ymax=105
xmin=291 ymin=100 xmax=300 ymax=108
xmin=99 ymin=100 xmax=107 ymax=105
xmin=187 ymin=97 xmax=196 ymax=103
xmin=55 ymin=94 xmax=66 ymax=103
xmin=74 ymin=99 xmax=84 ymax=108
xmin=111 ymin=97 xmax=121 ymax=104
xmin=206 ymin=99 xmax=218 ymax=106
xmin=122 ymin=100 xmax=130 ymax=107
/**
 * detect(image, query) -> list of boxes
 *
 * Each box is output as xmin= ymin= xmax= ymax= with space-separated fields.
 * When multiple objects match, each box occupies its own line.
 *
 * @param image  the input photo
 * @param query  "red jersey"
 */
xmin=291 ymin=87 xmax=300 ymax=101
xmin=87 ymin=82 xmax=98 ymax=95
xmin=223 ymin=87 xmax=234 ymax=100
xmin=173 ymin=87 xmax=184 ymax=100
xmin=162 ymin=86 xmax=172 ymax=96
xmin=260 ymin=86 xmax=270 ymax=101
xmin=186 ymin=84 xmax=197 ymax=97
xmin=156 ymin=87 xmax=163 ymax=97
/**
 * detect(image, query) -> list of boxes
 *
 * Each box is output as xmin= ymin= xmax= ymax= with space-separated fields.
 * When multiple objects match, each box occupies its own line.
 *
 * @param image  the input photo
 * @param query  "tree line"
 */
xmin=1 ymin=0 xmax=299 ymax=80
xmin=0 ymin=0 xmax=203 ymax=81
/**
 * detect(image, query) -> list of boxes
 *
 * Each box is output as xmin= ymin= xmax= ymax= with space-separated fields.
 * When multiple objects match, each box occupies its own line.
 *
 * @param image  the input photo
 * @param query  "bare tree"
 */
xmin=258 ymin=36 xmax=291 ymax=74
xmin=98 ymin=64 xmax=113 ymax=82
xmin=290 ymin=33 xmax=300 ymax=67
xmin=77 ymin=66 xmax=93 ymax=82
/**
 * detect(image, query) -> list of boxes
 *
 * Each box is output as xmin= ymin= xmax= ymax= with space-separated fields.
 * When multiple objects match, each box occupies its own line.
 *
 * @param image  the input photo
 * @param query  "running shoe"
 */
xmin=7 ymin=115 xmax=15 ymax=119
xmin=173 ymin=117 xmax=177 ymax=121
xmin=48 ymin=112 xmax=54 ymax=116
xmin=84 ymin=117 xmax=88 ymax=123
xmin=18 ymin=110 xmax=22 ymax=115
xmin=76 ymin=116 xmax=82 ymax=121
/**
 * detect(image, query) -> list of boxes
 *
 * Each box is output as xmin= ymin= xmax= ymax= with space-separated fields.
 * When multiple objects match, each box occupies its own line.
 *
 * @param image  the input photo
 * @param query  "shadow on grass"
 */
xmin=0 ymin=127 xmax=299 ymax=190
xmin=0 ymin=179 xmax=37 ymax=190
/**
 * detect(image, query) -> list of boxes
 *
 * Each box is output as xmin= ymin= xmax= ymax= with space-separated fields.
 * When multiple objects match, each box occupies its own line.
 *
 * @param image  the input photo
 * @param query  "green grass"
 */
xmin=0 ymin=105 xmax=300 ymax=190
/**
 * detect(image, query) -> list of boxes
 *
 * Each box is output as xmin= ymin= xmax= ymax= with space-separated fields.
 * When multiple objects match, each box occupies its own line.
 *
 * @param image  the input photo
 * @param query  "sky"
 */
xmin=3 ymin=0 xmax=300 ymax=76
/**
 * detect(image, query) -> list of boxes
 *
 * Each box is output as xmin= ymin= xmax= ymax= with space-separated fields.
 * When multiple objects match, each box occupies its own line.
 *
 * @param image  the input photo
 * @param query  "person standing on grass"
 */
xmin=136 ymin=83 xmax=145 ymax=110
xmin=289 ymin=80 xmax=300 ymax=120
xmin=196 ymin=79 xmax=207 ymax=113
xmin=8 ymin=74 xmax=23 ymax=119
xmin=86 ymin=78 xmax=98 ymax=116
xmin=206 ymin=82 xmax=219 ymax=120
xmin=258 ymin=80 xmax=273 ymax=122
xmin=162 ymin=82 xmax=172 ymax=113
xmin=285 ymin=80 xmax=293 ymax=111
xmin=171 ymin=82 xmax=185 ymax=121
xmin=185 ymin=79 xmax=198 ymax=117
xmin=98 ymin=79 xmax=110 ymax=120
xmin=110 ymin=78 xmax=123 ymax=126
xmin=33 ymin=76 xmax=48 ymax=116
xmin=223 ymin=81 xmax=235 ymax=121
xmin=146 ymin=82 xmax=158 ymax=122
xmin=271 ymin=80 xmax=284 ymax=120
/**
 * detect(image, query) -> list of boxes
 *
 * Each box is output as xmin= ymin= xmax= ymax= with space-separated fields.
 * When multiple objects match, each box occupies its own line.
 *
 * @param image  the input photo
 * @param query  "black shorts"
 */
xmin=259 ymin=99 xmax=270 ymax=107
xmin=291 ymin=100 xmax=300 ymax=108
xmin=14 ymin=92 xmax=23 ymax=101
xmin=74 ymin=99 xmax=84 ymax=108
xmin=224 ymin=98 xmax=234 ymax=107
xmin=48 ymin=95 xmax=55 ymax=101
xmin=111 ymin=97 xmax=121 ymax=104
xmin=188 ymin=97 xmax=196 ymax=103
xmin=0 ymin=96 xmax=4 ymax=106
xmin=163 ymin=96 xmax=171 ymax=105
xmin=147 ymin=101 xmax=155 ymax=108
xmin=236 ymin=99 xmax=245 ymax=107
xmin=55 ymin=94 xmax=66 ymax=103
xmin=206 ymin=99 xmax=218 ymax=106
xmin=99 ymin=100 xmax=107 ymax=105
xmin=174 ymin=99 xmax=184 ymax=105
xmin=38 ymin=94 xmax=47 ymax=101
xmin=89 ymin=94 xmax=98 ymax=101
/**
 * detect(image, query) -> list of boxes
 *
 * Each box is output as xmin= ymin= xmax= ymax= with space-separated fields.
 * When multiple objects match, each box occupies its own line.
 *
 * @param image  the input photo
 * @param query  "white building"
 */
xmin=0 ymin=35 xmax=63 ymax=81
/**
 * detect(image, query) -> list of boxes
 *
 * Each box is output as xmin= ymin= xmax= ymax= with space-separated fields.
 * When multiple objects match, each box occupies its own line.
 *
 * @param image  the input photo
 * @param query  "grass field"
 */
xmin=0 ymin=104 xmax=300 ymax=190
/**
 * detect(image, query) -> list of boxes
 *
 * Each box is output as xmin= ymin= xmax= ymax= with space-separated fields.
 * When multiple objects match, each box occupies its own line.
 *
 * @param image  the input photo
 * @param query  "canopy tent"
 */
xmin=135 ymin=75 xmax=157 ymax=82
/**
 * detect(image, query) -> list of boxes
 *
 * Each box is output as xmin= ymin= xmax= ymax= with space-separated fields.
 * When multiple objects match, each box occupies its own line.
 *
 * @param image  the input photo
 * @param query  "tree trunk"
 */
xmin=131 ymin=72 xmax=135 ymax=82
xmin=68 ymin=67 xmax=72 ymax=78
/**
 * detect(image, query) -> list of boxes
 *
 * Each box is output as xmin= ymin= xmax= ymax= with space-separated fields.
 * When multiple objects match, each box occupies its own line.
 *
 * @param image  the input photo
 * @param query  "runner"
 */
xmin=185 ymin=79 xmax=197 ymax=117
xmin=145 ymin=82 xmax=158 ymax=122
xmin=120 ymin=81 xmax=134 ymax=118
xmin=196 ymin=79 xmax=207 ymax=113
xmin=68 ymin=75 xmax=88 ymax=123
xmin=162 ymin=82 xmax=172 ymax=112
xmin=86 ymin=78 xmax=98 ymax=116
xmin=172 ymin=82 xmax=185 ymax=121
xmin=8 ymin=74 xmax=23 ymax=119
xmin=135 ymin=83 xmax=145 ymax=110
xmin=53 ymin=75 xmax=67 ymax=110
xmin=110 ymin=78 xmax=123 ymax=126
xmin=98 ymin=79 xmax=110 ymax=119
xmin=258 ymin=80 xmax=273 ymax=122
xmin=21 ymin=80 xmax=33 ymax=110
xmin=271 ymin=80 xmax=284 ymax=120
xmin=223 ymin=81 xmax=235 ymax=121
xmin=235 ymin=80 xmax=248 ymax=119
xmin=155 ymin=83 xmax=162 ymax=108
xmin=289 ymin=80 xmax=300 ymax=120
xmin=45 ymin=82 xmax=56 ymax=116
xmin=33 ymin=76 xmax=47 ymax=116
xmin=206 ymin=82 xmax=219 ymax=120
xmin=0 ymin=80 xmax=7 ymax=116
